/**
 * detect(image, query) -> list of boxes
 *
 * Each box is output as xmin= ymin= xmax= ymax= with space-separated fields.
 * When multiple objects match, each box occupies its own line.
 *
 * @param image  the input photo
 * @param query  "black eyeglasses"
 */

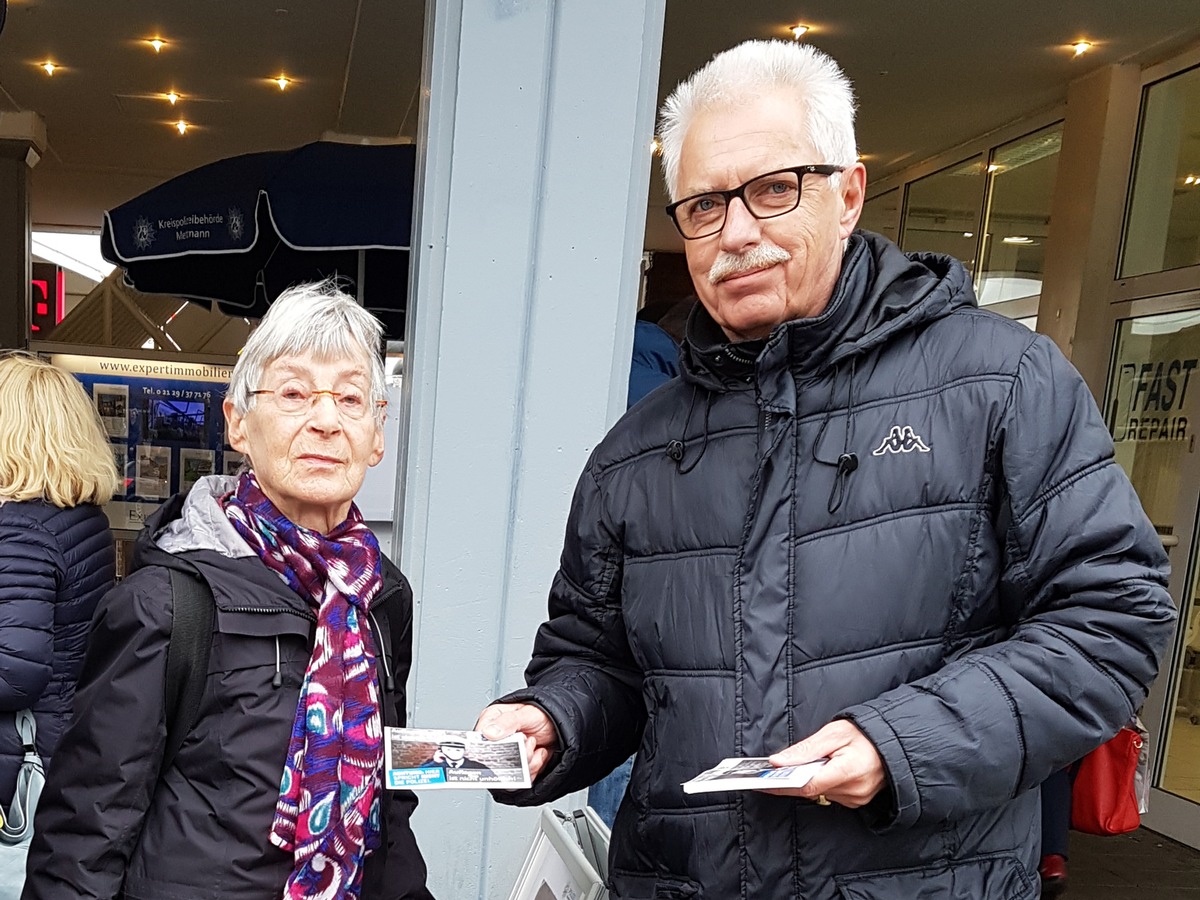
xmin=665 ymin=164 xmax=844 ymax=240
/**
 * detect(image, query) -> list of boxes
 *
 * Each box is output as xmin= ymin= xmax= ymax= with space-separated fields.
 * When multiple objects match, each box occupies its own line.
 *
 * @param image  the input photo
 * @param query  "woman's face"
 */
xmin=224 ymin=352 xmax=385 ymax=534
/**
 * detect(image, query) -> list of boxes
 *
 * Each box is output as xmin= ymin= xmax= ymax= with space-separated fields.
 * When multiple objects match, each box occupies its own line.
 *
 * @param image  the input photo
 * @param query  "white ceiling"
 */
xmin=2 ymin=0 xmax=1200 ymax=251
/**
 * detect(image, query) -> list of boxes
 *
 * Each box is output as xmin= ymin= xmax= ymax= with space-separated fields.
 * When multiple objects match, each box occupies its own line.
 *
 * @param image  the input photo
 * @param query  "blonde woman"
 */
xmin=0 ymin=352 xmax=117 ymax=819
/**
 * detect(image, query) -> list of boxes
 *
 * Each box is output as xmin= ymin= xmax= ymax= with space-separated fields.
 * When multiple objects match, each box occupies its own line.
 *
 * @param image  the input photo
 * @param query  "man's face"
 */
xmin=440 ymin=743 xmax=466 ymax=762
xmin=675 ymin=90 xmax=866 ymax=342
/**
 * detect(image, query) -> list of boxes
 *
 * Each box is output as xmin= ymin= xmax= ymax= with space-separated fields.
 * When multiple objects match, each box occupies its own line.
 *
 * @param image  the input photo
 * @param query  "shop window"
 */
xmin=899 ymin=155 xmax=986 ymax=276
xmin=1121 ymin=64 xmax=1200 ymax=278
xmin=1105 ymin=311 xmax=1200 ymax=807
xmin=977 ymin=124 xmax=1062 ymax=309
xmin=859 ymin=188 xmax=899 ymax=243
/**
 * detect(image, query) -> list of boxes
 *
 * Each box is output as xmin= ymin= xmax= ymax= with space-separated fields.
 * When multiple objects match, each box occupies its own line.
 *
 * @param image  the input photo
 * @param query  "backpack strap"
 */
xmin=163 ymin=568 xmax=215 ymax=776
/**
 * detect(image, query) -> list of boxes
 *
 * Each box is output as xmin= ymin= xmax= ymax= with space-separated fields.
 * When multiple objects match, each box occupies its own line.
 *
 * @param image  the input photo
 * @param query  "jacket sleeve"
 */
xmin=841 ymin=336 xmax=1177 ymax=831
xmin=23 ymin=570 xmax=172 ymax=900
xmin=0 ymin=518 xmax=63 ymax=711
xmin=491 ymin=460 xmax=645 ymax=807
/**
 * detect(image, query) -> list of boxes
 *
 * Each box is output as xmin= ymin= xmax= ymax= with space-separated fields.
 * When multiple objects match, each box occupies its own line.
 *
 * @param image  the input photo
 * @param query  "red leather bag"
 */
xmin=1070 ymin=726 xmax=1143 ymax=835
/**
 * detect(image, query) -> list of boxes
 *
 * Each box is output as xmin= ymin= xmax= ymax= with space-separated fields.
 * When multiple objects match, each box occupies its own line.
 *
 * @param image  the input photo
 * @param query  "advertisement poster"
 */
xmin=180 ymin=448 xmax=215 ymax=492
xmin=93 ymin=383 xmax=130 ymax=438
xmin=135 ymin=445 xmax=172 ymax=499
xmin=53 ymin=353 xmax=235 ymax=532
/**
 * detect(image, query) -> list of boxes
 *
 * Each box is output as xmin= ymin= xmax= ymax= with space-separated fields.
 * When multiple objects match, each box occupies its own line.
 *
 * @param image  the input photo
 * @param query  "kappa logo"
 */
xmin=871 ymin=425 xmax=931 ymax=456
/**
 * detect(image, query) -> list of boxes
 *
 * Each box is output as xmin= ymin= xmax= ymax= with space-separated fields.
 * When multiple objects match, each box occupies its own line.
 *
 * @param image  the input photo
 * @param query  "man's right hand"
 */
xmin=475 ymin=703 xmax=559 ymax=780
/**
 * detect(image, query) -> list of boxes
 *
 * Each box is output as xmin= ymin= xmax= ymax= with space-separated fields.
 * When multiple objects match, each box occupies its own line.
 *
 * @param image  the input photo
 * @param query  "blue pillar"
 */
xmin=397 ymin=0 xmax=665 ymax=894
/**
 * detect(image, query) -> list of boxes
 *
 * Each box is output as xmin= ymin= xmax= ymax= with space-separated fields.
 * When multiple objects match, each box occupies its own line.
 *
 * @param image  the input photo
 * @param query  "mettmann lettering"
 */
xmin=176 ymin=229 xmax=210 ymax=240
xmin=1112 ymin=358 xmax=1197 ymax=442
xmin=158 ymin=214 xmax=224 ymax=229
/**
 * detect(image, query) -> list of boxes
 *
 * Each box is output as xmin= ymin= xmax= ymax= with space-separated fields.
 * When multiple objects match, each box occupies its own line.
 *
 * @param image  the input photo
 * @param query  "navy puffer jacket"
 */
xmin=0 ymin=500 xmax=114 ymax=798
xmin=496 ymin=232 xmax=1176 ymax=899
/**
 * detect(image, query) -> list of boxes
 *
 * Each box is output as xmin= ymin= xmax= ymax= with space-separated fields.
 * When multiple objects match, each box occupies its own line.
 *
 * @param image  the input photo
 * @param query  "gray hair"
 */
xmin=226 ymin=279 xmax=386 ymax=419
xmin=659 ymin=40 xmax=859 ymax=201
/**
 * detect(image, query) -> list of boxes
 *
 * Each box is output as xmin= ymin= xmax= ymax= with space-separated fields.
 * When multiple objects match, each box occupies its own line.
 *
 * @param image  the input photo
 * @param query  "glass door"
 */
xmin=1106 ymin=311 xmax=1200 ymax=848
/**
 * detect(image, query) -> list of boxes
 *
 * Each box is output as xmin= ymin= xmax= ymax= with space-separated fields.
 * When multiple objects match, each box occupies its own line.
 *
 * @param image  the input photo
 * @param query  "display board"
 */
xmin=52 ymin=353 xmax=235 ymax=532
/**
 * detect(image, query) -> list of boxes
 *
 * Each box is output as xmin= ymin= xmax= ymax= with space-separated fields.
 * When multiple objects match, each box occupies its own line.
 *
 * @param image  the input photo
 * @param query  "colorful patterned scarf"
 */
xmin=223 ymin=471 xmax=384 ymax=900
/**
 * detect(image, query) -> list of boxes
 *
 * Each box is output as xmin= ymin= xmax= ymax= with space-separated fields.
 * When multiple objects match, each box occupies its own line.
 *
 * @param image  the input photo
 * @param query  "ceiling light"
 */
xmin=1003 ymin=236 xmax=1034 ymax=244
xmin=41 ymin=61 xmax=56 ymax=76
xmin=649 ymin=135 xmax=663 ymax=157
xmin=1186 ymin=175 xmax=1198 ymax=186
xmin=275 ymin=75 xmax=290 ymax=91
xmin=166 ymin=91 xmax=180 ymax=105
xmin=175 ymin=120 xmax=189 ymax=135
xmin=148 ymin=38 xmax=166 ymax=53
xmin=1072 ymin=41 xmax=1092 ymax=56
xmin=963 ymin=232 xmax=974 ymax=238
xmin=790 ymin=24 xmax=811 ymax=40
xmin=986 ymin=163 xmax=1002 ymax=173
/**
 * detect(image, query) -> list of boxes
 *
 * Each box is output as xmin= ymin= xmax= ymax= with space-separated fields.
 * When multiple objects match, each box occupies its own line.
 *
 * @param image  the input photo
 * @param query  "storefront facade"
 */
xmin=861 ymin=45 xmax=1200 ymax=853
xmin=4 ymin=1 xmax=1200 ymax=892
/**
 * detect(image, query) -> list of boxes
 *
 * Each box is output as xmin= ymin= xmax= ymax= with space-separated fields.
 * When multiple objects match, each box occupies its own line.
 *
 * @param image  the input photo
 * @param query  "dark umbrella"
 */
xmin=100 ymin=141 xmax=416 ymax=338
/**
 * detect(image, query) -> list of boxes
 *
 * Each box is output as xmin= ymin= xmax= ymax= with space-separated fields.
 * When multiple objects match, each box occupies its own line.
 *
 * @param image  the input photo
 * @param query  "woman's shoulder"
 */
xmin=0 ymin=498 xmax=109 ymax=536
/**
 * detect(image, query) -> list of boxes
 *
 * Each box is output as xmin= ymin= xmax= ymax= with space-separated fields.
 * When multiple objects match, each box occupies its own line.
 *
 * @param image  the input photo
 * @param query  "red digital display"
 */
xmin=30 ymin=262 xmax=64 ymax=335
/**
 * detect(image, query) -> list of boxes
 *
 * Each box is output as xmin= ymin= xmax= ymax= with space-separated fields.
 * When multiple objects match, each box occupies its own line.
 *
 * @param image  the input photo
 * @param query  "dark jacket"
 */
xmin=25 ymin=478 xmax=432 ymax=900
xmin=0 ymin=500 xmax=113 ymax=799
xmin=628 ymin=320 xmax=680 ymax=409
xmin=496 ymin=232 xmax=1176 ymax=899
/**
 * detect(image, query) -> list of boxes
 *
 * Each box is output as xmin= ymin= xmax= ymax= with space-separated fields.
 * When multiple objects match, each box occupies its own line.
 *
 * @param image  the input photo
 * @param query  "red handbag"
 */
xmin=1070 ymin=725 xmax=1143 ymax=835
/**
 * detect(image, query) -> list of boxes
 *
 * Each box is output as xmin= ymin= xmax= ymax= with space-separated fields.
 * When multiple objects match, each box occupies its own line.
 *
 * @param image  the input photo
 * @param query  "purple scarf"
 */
xmin=223 ymin=471 xmax=384 ymax=899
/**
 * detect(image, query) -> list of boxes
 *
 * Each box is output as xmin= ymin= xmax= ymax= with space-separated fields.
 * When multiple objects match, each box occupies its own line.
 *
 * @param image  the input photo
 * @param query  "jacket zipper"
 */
xmin=222 ymin=605 xmax=316 ymax=622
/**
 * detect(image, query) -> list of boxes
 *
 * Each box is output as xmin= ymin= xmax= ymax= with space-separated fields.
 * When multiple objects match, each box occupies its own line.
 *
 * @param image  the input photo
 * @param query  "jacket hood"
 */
xmin=150 ymin=474 xmax=251 ymax=559
xmin=681 ymin=230 xmax=976 ymax=394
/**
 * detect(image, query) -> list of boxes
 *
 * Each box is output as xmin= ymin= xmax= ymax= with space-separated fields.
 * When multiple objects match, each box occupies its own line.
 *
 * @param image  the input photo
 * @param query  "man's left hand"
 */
xmin=764 ymin=720 xmax=885 ymax=808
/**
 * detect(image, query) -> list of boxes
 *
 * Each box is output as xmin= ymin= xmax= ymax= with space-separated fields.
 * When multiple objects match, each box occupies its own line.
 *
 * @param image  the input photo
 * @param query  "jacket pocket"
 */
xmin=834 ymin=854 xmax=1035 ymax=900
xmin=609 ymin=871 xmax=700 ymax=899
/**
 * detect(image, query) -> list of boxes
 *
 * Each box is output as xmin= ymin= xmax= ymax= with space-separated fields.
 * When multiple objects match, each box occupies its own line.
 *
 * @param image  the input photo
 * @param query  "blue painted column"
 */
xmin=397 ymin=0 xmax=665 ymax=895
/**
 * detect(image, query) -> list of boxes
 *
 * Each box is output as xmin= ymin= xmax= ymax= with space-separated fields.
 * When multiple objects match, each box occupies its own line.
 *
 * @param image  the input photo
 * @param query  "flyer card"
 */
xmin=681 ymin=756 xmax=828 ymax=795
xmin=384 ymin=727 xmax=531 ymax=791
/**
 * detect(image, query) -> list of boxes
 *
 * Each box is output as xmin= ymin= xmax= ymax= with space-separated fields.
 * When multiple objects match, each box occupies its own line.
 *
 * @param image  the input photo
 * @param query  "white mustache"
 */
xmin=708 ymin=242 xmax=791 ymax=285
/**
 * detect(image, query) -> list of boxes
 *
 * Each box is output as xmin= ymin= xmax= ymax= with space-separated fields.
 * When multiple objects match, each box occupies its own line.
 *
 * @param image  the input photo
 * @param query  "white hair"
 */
xmin=226 ymin=279 xmax=386 ymax=419
xmin=659 ymin=40 xmax=859 ymax=201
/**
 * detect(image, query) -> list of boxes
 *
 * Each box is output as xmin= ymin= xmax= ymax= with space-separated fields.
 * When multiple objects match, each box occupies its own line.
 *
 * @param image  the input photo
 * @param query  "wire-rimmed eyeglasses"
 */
xmin=250 ymin=384 xmax=387 ymax=420
xmin=665 ymin=164 xmax=845 ymax=240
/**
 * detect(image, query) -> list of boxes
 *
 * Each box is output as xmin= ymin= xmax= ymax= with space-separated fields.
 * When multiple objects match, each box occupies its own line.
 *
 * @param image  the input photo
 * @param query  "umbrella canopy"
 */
xmin=100 ymin=141 xmax=416 ymax=338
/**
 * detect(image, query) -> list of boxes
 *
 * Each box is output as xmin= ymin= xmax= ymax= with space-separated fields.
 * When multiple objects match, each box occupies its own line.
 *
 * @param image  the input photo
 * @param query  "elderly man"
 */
xmin=479 ymin=40 xmax=1175 ymax=898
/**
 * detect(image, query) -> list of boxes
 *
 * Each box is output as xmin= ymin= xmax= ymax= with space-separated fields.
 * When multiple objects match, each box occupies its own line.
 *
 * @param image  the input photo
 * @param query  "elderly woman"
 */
xmin=0 ymin=352 xmax=116 ymax=886
xmin=25 ymin=284 xmax=432 ymax=900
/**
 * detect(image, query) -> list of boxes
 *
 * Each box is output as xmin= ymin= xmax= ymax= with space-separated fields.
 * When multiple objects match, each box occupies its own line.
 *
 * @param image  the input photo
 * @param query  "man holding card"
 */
xmin=478 ymin=39 xmax=1175 ymax=899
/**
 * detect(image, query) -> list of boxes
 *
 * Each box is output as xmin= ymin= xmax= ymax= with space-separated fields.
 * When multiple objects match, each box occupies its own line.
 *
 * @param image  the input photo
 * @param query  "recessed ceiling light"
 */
xmin=963 ymin=232 xmax=974 ymax=238
xmin=1185 ymin=175 xmax=1199 ymax=186
xmin=275 ymin=75 xmax=291 ymax=91
xmin=166 ymin=91 xmax=180 ymax=105
xmin=41 ymin=61 xmax=57 ymax=76
xmin=148 ymin=38 xmax=166 ymax=53
xmin=987 ymin=163 xmax=1002 ymax=173
xmin=1003 ymin=235 xmax=1034 ymax=244
xmin=790 ymin=24 xmax=811 ymax=40
xmin=175 ymin=120 xmax=189 ymax=135
xmin=1071 ymin=40 xmax=1092 ymax=56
